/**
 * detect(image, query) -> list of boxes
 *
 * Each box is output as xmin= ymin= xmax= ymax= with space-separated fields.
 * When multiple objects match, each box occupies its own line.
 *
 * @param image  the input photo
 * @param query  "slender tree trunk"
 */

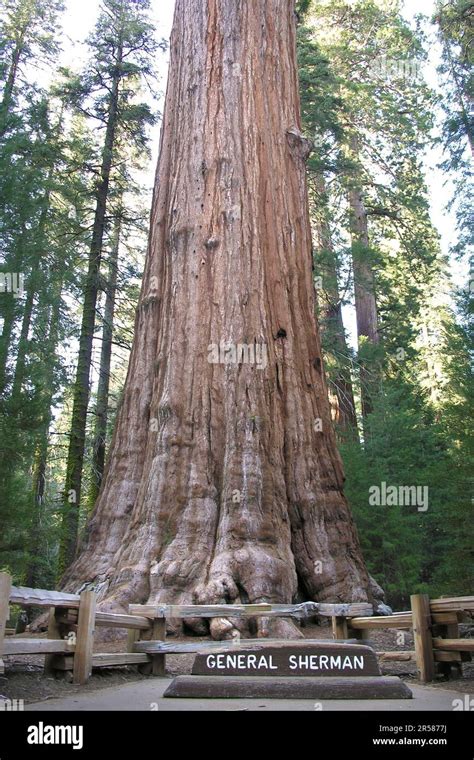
xmin=26 ymin=285 xmax=62 ymax=588
xmin=62 ymin=0 xmax=378 ymax=633
xmin=0 ymin=297 xmax=16 ymax=396
xmin=25 ymin=435 xmax=48 ymax=589
xmin=348 ymin=138 xmax=379 ymax=420
xmin=0 ymin=33 xmax=25 ymax=137
xmin=89 ymin=213 xmax=121 ymax=507
xmin=0 ymin=222 xmax=27 ymax=396
xmin=10 ymin=266 xmax=36 ymax=399
xmin=313 ymin=175 xmax=358 ymax=435
xmin=349 ymin=187 xmax=379 ymax=345
xmin=320 ymin=295 xmax=359 ymax=433
xmin=58 ymin=44 xmax=123 ymax=572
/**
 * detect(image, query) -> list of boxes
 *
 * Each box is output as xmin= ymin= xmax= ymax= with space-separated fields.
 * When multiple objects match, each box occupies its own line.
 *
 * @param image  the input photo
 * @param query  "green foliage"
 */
xmin=298 ymin=0 xmax=473 ymax=604
xmin=0 ymin=0 xmax=164 ymax=584
xmin=0 ymin=0 xmax=64 ymax=135
xmin=56 ymin=0 xmax=165 ymax=560
xmin=434 ymin=0 xmax=473 ymax=260
xmin=435 ymin=0 xmax=473 ymax=164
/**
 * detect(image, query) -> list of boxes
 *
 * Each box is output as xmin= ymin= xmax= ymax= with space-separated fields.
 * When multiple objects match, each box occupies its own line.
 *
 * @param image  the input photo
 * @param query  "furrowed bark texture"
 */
xmin=62 ymin=0 xmax=375 ymax=634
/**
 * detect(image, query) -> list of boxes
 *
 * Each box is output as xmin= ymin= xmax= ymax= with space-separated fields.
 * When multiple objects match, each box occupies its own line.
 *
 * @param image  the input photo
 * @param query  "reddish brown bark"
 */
xmin=62 ymin=0 xmax=378 ymax=636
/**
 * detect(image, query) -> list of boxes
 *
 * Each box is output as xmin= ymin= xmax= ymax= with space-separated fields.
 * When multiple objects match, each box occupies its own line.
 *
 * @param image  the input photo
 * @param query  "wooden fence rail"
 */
xmin=331 ymin=593 xmax=474 ymax=683
xmin=1 ymin=577 xmax=155 ymax=684
xmin=0 ymin=572 xmax=472 ymax=685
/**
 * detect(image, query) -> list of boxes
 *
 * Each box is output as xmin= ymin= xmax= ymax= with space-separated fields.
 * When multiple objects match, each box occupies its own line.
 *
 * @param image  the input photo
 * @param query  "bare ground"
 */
xmin=1 ymin=621 xmax=472 ymax=705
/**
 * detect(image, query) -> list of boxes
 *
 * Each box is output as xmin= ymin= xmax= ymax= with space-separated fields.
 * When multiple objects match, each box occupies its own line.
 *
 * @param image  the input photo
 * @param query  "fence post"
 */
xmin=434 ymin=614 xmax=461 ymax=679
xmin=127 ymin=628 xmax=140 ymax=653
xmin=150 ymin=617 xmax=166 ymax=676
xmin=332 ymin=616 xmax=348 ymax=639
xmin=44 ymin=606 xmax=62 ymax=676
xmin=73 ymin=590 xmax=96 ymax=685
xmin=44 ymin=606 xmax=77 ymax=676
xmin=0 ymin=572 xmax=12 ymax=675
xmin=411 ymin=593 xmax=435 ymax=683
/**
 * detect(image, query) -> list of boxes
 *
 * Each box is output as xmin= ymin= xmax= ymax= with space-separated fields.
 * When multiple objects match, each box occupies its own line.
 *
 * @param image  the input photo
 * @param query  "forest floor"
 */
xmin=1 ymin=621 xmax=472 ymax=705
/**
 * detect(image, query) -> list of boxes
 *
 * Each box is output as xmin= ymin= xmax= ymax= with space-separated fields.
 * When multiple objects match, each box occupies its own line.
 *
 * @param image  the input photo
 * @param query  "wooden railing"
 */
xmin=126 ymin=600 xmax=372 ymax=676
xmin=1 ymin=572 xmax=472 ymax=685
xmin=332 ymin=594 xmax=474 ymax=682
xmin=0 ymin=572 xmax=371 ymax=683
xmin=0 ymin=575 xmax=153 ymax=684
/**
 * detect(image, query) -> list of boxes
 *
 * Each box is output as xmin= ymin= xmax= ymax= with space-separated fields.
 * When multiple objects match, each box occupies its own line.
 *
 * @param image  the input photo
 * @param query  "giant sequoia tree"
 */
xmin=62 ymin=0 xmax=378 ymax=635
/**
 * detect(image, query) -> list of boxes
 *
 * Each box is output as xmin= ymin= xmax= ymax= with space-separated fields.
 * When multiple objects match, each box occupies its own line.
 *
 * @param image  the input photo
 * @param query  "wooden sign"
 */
xmin=192 ymin=641 xmax=380 ymax=677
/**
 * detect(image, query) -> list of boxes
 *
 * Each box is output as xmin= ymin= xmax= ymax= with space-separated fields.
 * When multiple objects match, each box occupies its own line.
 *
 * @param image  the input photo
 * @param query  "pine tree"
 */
xmin=435 ymin=0 xmax=473 ymax=260
xmin=0 ymin=0 xmax=64 ymax=137
xmin=294 ymin=0 xmax=472 ymax=603
xmin=58 ymin=0 xmax=162 ymax=570
xmin=0 ymin=93 xmax=89 ymax=578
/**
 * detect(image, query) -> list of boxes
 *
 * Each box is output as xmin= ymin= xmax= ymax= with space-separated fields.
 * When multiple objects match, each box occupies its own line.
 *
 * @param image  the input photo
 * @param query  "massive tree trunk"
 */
xmin=62 ymin=0 xmax=377 ymax=635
